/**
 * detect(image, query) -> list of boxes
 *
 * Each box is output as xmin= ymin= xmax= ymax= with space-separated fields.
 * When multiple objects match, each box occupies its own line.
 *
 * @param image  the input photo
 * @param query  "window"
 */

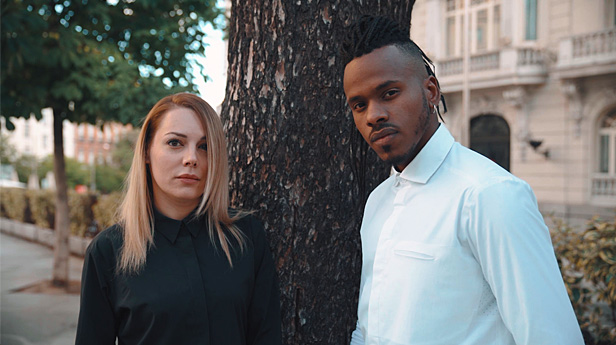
xmin=525 ymin=0 xmax=537 ymax=40
xmin=593 ymin=109 xmax=616 ymax=201
xmin=446 ymin=17 xmax=456 ymax=56
xmin=444 ymin=0 xmax=502 ymax=57
xmin=598 ymin=110 xmax=616 ymax=175
xmin=78 ymin=125 xmax=85 ymax=141
xmin=476 ymin=9 xmax=488 ymax=51
xmin=493 ymin=5 xmax=501 ymax=47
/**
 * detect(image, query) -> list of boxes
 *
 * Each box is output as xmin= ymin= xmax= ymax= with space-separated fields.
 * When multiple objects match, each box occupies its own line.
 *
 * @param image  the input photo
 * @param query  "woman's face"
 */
xmin=147 ymin=107 xmax=208 ymax=219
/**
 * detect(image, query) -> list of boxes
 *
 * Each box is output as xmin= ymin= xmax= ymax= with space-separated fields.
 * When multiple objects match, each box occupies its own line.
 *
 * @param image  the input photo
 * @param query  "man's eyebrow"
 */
xmin=347 ymin=80 xmax=400 ymax=104
xmin=375 ymin=80 xmax=399 ymax=91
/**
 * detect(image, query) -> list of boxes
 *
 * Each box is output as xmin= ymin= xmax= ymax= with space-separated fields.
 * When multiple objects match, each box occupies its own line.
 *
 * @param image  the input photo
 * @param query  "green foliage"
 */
xmin=2 ymin=0 xmax=221 ymax=127
xmin=0 ymin=132 xmax=17 ymax=165
xmin=68 ymin=191 xmax=96 ymax=236
xmin=111 ymin=130 xmax=138 ymax=173
xmin=93 ymin=192 xmax=122 ymax=231
xmin=0 ymin=187 xmax=29 ymax=222
xmin=64 ymin=158 xmax=90 ymax=189
xmin=27 ymin=189 xmax=56 ymax=229
xmin=552 ymin=217 xmax=616 ymax=343
xmin=13 ymin=153 xmax=39 ymax=183
xmin=95 ymin=163 xmax=126 ymax=194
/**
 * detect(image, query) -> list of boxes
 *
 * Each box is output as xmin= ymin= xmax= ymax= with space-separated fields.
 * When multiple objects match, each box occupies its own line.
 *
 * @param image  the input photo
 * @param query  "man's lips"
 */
xmin=370 ymin=128 xmax=397 ymax=143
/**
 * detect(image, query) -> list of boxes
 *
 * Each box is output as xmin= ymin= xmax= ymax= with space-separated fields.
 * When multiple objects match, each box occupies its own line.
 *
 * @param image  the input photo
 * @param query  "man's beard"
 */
xmin=384 ymin=93 xmax=431 ymax=170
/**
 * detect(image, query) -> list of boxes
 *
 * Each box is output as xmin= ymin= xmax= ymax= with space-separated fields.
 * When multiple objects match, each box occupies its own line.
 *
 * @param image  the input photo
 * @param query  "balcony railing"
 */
xmin=591 ymin=174 xmax=616 ymax=197
xmin=557 ymin=28 xmax=616 ymax=74
xmin=436 ymin=47 xmax=547 ymax=91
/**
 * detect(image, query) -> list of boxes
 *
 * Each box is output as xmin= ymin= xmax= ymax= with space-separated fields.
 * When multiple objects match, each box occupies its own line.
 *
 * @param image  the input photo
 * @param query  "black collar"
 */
xmin=153 ymin=207 xmax=204 ymax=244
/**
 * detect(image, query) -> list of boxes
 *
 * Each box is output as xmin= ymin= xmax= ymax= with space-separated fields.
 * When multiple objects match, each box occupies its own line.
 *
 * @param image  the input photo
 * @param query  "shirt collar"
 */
xmin=396 ymin=124 xmax=454 ymax=184
xmin=153 ymin=207 xmax=203 ymax=244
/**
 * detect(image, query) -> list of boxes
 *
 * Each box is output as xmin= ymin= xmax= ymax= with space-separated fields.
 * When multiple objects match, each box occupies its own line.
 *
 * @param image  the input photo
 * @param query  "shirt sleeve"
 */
xmin=75 ymin=234 xmax=118 ymax=345
xmin=465 ymin=178 xmax=584 ymax=345
xmin=246 ymin=217 xmax=282 ymax=345
xmin=350 ymin=321 xmax=365 ymax=345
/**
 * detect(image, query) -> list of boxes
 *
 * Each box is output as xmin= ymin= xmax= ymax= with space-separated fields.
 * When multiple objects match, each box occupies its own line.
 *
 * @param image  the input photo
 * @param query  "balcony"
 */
xmin=591 ymin=174 xmax=616 ymax=206
xmin=556 ymin=28 xmax=616 ymax=79
xmin=436 ymin=47 xmax=548 ymax=93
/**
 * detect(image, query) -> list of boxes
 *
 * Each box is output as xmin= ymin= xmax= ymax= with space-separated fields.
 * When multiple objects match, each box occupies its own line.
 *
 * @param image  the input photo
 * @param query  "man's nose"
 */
xmin=366 ymin=103 xmax=388 ymax=126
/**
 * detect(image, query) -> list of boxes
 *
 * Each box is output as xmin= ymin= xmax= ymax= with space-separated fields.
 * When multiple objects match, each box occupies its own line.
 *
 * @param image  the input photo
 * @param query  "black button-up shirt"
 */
xmin=75 ymin=210 xmax=281 ymax=345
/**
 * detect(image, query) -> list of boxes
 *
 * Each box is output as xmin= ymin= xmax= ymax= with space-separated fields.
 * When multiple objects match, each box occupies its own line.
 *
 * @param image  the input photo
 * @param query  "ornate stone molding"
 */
xmin=561 ymin=81 xmax=584 ymax=137
xmin=503 ymin=86 xmax=527 ymax=109
xmin=503 ymin=86 xmax=530 ymax=161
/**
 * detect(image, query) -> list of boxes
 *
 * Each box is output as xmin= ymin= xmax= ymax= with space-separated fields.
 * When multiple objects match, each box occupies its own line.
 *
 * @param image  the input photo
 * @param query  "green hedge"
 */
xmin=0 ymin=187 xmax=31 ymax=222
xmin=551 ymin=217 xmax=616 ymax=345
xmin=1 ymin=188 xmax=118 ymax=237
xmin=92 ymin=192 xmax=122 ymax=231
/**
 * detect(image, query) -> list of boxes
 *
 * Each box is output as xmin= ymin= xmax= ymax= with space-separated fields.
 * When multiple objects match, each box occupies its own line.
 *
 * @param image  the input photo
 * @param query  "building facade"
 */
xmin=411 ymin=0 xmax=616 ymax=228
xmin=72 ymin=122 xmax=132 ymax=165
xmin=1 ymin=108 xmax=75 ymax=160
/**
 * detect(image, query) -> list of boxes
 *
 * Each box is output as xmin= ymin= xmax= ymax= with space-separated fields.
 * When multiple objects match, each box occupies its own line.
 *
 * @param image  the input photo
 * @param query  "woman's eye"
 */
xmin=198 ymin=143 xmax=207 ymax=151
xmin=167 ymin=139 xmax=182 ymax=147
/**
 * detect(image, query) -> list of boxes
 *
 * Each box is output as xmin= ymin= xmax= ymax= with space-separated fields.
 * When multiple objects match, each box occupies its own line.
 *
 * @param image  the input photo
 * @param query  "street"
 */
xmin=1 ymin=232 xmax=83 ymax=345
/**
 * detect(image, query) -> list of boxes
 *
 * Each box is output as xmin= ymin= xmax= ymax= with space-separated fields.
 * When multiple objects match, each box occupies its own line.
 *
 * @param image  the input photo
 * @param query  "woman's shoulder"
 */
xmin=231 ymin=211 xmax=266 ymax=241
xmin=86 ymin=224 xmax=124 ymax=258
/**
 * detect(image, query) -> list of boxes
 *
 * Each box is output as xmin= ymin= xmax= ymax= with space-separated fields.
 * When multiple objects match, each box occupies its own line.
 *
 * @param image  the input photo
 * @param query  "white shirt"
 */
xmin=351 ymin=125 xmax=583 ymax=345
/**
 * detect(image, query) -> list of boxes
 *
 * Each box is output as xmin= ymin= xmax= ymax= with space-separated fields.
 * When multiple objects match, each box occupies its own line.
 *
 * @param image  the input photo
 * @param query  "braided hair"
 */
xmin=340 ymin=15 xmax=447 ymax=119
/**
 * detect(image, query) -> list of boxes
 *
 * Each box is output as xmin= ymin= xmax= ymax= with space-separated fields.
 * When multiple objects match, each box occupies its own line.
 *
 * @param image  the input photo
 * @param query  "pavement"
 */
xmin=1 ymin=232 xmax=84 ymax=345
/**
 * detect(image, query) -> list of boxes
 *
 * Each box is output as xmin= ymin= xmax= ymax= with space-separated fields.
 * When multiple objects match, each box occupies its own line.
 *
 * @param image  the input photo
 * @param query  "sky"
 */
xmin=192 ymin=18 xmax=228 ymax=110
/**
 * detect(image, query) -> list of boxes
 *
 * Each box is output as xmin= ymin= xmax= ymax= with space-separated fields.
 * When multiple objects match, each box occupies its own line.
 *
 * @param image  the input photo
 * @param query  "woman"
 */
xmin=76 ymin=93 xmax=281 ymax=345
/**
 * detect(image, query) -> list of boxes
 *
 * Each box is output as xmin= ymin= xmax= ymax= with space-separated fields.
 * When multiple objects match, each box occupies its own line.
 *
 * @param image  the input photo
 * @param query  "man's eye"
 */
xmin=167 ymin=139 xmax=182 ymax=147
xmin=384 ymin=89 xmax=398 ymax=98
xmin=353 ymin=102 xmax=366 ymax=111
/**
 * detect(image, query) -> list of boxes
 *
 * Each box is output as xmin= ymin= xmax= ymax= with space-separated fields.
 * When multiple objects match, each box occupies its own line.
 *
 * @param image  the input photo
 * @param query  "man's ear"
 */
xmin=424 ymin=75 xmax=441 ymax=107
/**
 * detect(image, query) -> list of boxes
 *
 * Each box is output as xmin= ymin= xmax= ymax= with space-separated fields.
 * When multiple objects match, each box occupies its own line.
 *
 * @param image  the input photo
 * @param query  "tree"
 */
xmin=2 ymin=0 xmax=221 ymax=288
xmin=222 ymin=1 xmax=414 ymax=344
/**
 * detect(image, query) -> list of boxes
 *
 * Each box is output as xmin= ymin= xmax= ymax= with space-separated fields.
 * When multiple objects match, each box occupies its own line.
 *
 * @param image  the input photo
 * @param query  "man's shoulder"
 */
xmin=445 ymin=142 xmax=525 ymax=188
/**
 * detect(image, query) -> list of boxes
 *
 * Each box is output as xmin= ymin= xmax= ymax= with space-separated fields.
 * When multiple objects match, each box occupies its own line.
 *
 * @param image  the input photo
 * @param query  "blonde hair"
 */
xmin=118 ymin=93 xmax=245 ymax=274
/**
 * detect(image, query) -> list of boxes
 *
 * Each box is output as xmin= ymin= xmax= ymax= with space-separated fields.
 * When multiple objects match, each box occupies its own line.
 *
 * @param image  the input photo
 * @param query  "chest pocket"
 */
xmin=376 ymin=241 xmax=478 ymax=345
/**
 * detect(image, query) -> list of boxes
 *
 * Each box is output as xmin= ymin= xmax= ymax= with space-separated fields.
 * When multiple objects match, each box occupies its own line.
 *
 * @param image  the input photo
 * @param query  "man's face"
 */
xmin=343 ymin=45 xmax=439 ymax=171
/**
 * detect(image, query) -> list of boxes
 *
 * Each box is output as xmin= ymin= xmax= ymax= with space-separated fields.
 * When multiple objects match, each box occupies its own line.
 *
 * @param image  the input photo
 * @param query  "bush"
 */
xmin=551 ymin=217 xmax=616 ymax=344
xmin=0 ymin=188 xmax=30 ymax=222
xmin=68 ymin=191 xmax=96 ymax=237
xmin=27 ymin=189 xmax=55 ymax=229
xmin=92 ymin=191 xmax=122 ymax=232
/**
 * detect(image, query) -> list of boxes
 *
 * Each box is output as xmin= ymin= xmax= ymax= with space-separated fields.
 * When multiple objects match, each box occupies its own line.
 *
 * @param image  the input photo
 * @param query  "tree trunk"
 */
xmin=221 ymin=2 xmax=414 ymax=344
xmin=52 ymin=109 xmax=70 ymax=288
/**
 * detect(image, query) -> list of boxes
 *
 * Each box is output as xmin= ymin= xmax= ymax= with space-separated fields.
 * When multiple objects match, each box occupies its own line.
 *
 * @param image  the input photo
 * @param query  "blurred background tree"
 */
xmin=1 ymin=0 xmax=222 ymax=288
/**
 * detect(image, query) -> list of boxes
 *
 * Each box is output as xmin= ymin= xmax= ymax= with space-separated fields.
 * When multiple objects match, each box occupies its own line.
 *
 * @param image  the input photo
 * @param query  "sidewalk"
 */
xmin=1 ymin=232 xmax=84 ymax=345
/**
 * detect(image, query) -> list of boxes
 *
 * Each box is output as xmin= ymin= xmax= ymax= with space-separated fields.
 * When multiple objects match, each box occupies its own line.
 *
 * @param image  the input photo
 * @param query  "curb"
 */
xmin=0 ymin=217 xmax=92 ymax=257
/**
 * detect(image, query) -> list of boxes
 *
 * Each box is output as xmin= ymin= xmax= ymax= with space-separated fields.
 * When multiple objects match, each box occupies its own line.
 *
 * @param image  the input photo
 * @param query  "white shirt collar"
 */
xmin=394 ymin=124 xmax=454 ymax=184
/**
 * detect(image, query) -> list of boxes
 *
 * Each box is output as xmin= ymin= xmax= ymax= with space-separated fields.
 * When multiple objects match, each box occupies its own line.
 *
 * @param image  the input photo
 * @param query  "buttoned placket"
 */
xmin=367 ymin=174 xmax=411 ymax=344
xmin=175 ymin=223 xmax=210 ymax=342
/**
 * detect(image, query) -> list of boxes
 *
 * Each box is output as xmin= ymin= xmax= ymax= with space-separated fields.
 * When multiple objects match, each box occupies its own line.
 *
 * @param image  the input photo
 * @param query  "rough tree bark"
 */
xmin=221 ymin=1 xmax=414 ymax=344
xmin=52 ymin=110 xmax=70 ymax=287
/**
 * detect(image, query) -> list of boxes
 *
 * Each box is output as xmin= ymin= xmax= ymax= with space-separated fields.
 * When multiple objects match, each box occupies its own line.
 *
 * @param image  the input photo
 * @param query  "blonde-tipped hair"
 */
xmin=118 ymin=92 xmax=245 ymax=274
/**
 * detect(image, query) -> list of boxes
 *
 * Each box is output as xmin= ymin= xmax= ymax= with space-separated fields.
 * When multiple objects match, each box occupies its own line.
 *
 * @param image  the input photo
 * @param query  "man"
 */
xmin=341 ymin=15 xmax=583 ymax=345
